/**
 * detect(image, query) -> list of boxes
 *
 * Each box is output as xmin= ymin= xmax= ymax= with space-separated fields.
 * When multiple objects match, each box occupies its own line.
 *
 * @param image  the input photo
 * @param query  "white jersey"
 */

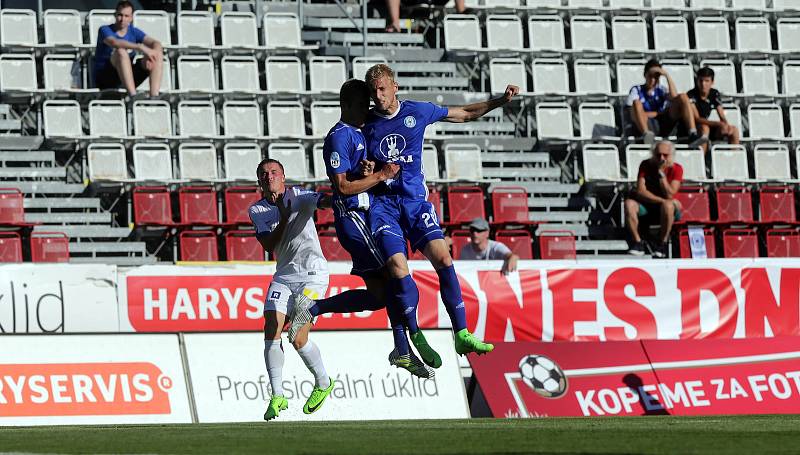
xmin=249 ymin=186 xmax=328 ymax=283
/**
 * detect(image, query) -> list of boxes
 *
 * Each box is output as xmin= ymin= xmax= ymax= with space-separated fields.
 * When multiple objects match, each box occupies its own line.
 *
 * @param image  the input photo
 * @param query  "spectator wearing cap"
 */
xmin=459 ymin=218 xmax=519 ymax=275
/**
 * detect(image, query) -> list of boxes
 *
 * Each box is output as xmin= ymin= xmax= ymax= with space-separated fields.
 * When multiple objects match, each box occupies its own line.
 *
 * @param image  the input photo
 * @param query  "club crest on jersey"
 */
xmin=378 ymin=134 xmax=408 ymax=162
xmin=330 ymin=151 xmax=341 ymax=169
xmin=404 ymin=116 xmax=416 ymax=128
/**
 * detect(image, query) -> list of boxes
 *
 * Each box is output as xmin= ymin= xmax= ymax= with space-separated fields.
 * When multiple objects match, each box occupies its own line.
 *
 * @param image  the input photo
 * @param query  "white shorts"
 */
xmin=264 ymin=277 xmax=328 ymax=317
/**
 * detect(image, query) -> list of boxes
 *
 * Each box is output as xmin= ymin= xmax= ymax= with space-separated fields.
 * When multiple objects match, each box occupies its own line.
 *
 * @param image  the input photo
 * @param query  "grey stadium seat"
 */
xmin=536 ymin=102 xmax=574 ymax=140
xmin=177 ymin=55 xmax=216 ymax=92
xmin=574 ymin=59 xmax=611 ymax=95
xmin=268 ymin=143 xmax=309 ymax=181
xmin=43 ymin=9 xmax=83 ymax=46
xmin=87 ymin=10 xmax=115 ymax=46
xmin=735 ymin=17 xmax=771 ymax=52
xmin=1 ymin=9 xmax=39 ymax=47
xmin=653 ymin=16 xmax=690 ymax=52
xmin=220 ymin=12 xmax=259 ymax=49
xmin=489 ymin=58 xmax=528 ymax=94
xmin=43 ymin=100 xmax=82 ymax=138
xmin=177 ymin=11 xmax=215 ymax=48
xmin=528 ymin=16 xmax=565 ymax=52
xmin=223 ymin=101 xmax=263 ymax=138
xmin=711 ymin=145 xmax=750 ymax=181
xmin=486 ymin=15 xmax=524 ymax=51
xmin=444 ymin=144 xmax=482 ymax=181
xmin=0 ymin=54 xmax=37 ymax=92
xmin=224 ymin=143 xmax=263 ymax=181
xmin=582 ymin=144 xmax=621 ymax=182
xmin=310 ymin=101 xmax=340 ymax=138
xmin=741 ymin=60 xmax=778 ymax=96
xmin=694 ymin=17 xmax=731 ymax=51
xmin=133 ymin=100 xmax=172 ymax=137
xmin=309 ymin=56 xmax=346 ymax=94
xmin=43 ymin=54 xmax=79 ymax=90
xmin=266 ymin=101 xmax=306 ymax=138
xmin=133 ymin=143 xmax=173 ymax=181
xmin=266 ymin=56 xmax=304 ymax=93
xmin=777 ymin=18 xmax=800 ymax=53
xmin=754 ymin=144 xmax=791 ymax=181
xmin=747 ymin=104 xmax=784 ymax=139
xmin=88 ymin=143 xmax=128 ymax=181
xmin=444 ymin=14 xmax=482 ymax=51
xmin=578 ymin=102 xmax=617 ymax=139
xmin=611 ymin=16 xmax=648 ymax=53
xmin=177 ymin=100 xmax=218 ymax=138
xmin=89 ymin=100 xmax=127 ymax=137
xmin=221 ymin=56 xmax=261 ymax=92
xmin=178 ymin=142 xmax=219 ymax=181
xmin=675 ymin=147 xmax=706 ymax=181
xmin=134 ymin=10 xmax=172 ymax=46
xmin=532 ymin=58 xmax=569 ymax=94
xmin=570 ymin=15 xmax=607 ymax=51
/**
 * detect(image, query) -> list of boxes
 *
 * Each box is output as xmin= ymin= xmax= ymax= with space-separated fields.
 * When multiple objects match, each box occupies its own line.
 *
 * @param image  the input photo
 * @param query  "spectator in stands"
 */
xmin=625 ymin=141 xmax=683 ymax=259
xmin=626 ymin=59 xmax=707 ymax=149
xmin=383 ymin=0 xmax=467 ymax=32
xmin=94 ymin=1 xmax=163 ymax=97
xmin=460 ymin=218 xmax=518 ymax=275
xmin=687 ymin=67 xmax=740 ymax=153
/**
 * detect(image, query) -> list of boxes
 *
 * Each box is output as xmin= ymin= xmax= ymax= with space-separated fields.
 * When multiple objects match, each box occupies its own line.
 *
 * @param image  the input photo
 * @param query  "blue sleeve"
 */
xmin=131 ymin=25 xmax=147 ymax=44
xmin=98 ymin=25 xmax=114 ymax=43
xmin=323 ymin=132 xmax=353 ymax=176
xmin=249 ymin=206 xmax=276 ymax=238
xmin=422 ymin=102 xmax=449 ymax=125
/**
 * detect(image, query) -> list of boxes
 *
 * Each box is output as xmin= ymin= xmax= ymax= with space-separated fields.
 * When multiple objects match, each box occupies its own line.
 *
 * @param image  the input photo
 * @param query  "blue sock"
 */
xmin=385 ymin=298 xmax=410 ymax=356
xmin=309 ymin=289 xmax=384 ymax=316
xmin=437 ymin=265 xmax=467 ymax=332
xmin=391 ymin=275 xmax=420 ymax=334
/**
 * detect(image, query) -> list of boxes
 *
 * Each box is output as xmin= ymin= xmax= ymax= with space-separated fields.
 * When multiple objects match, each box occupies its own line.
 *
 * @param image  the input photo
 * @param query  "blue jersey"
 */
xmin=364 ymin=100 xmax=448 ymax=200
xmin=322 ymin=121 xmax=372 ymax=213
xmin=94 ymin=24 xmax=147 ymax=73
xmin=626 ymin=84 xmax=671 ymax=113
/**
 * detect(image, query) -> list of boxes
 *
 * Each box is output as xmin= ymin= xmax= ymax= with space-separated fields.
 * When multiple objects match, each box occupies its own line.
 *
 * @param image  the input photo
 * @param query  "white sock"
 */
xmin=296 ymin=340 xmax=330 ymax=389
xmin=264 ymin=339 xmax=285 ymax=397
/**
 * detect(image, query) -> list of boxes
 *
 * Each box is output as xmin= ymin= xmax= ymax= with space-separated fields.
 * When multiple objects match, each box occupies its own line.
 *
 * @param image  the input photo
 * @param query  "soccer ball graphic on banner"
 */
xmin=519 ymin=355 xmax=568 ymax=398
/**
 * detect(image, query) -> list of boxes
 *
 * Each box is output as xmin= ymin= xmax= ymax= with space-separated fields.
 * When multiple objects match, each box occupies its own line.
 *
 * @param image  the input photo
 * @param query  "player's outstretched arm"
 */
xmin=330 ymin=162 xmax=400 ymax=196
xmin=444 ymin=85 xmax=520 ymax=123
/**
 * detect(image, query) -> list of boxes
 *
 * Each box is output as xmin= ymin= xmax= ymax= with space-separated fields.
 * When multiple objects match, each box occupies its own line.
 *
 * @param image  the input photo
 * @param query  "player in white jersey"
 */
xmin=249 ymin=158 xmax=335 ymax=421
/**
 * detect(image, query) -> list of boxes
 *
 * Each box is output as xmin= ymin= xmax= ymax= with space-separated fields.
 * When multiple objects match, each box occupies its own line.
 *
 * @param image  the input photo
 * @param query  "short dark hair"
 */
xmin=339 ymin=79 xmax=369 ymax=106
xmin=696 ymin=67 xmax=715 ymax=81
xmin=644 ymin=59 xmax=661 ymax=76
xmin=115 ymin=1 xmax=134 ymax=11
xmin=256 ymin=158 xmax=284 ymax=180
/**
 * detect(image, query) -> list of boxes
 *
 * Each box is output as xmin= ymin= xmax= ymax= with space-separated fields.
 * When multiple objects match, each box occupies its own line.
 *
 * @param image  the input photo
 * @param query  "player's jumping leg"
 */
xmin=423 ymin=238 xmax=494 ymax=356
xmin=263 ymin=310 xmax=288 ymax=421
xmin=291 ymin=321 xmax=336 ymax=414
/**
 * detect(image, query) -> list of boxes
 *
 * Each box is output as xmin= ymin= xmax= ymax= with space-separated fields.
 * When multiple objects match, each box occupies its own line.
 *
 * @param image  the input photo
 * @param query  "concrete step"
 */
xmin=575 ymin=240 xmax=630 ymax=252
xmin=0 ymin=167 xmax=66 ymax=178
xmin=34 ymin=225 xmax=130 ymax=239
xmin=395 ymin=62 xmax=458 ymax=74
xmin=24 ymin=197 xmax=101 ymax=210
xmin=535 ymin=223 xmax=589 ymax=237
xmin=25 ymin=212 xmax=111 ymax=224
xmin=492 ymin=182 xmax=580 ymax=194
xmin=69 ymin=242 xmax=147 ymax=254
xmin=399 ymin=77 xmax=470 ymax=88
xmin=482 ymin=167 xmax=561 ymax=179
xmin=528 ymin=197 xmax=569 ymax=208
xmin=10 ymin=182 xmax=84 ymax=194
xmin=481 ymin=152 xmax=549 ymax=163
xmin=0 ymin=151 xmax=55 ymax=162
xmin=530 ymin=211 xmax=589 ymax=223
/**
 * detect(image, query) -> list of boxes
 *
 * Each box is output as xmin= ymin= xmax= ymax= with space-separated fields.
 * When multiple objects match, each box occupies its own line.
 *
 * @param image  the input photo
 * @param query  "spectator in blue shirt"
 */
xmin=94 ymin=1 xmax=163 ymax=97
xmin=626 ymin=59 xmax=706 ymax=149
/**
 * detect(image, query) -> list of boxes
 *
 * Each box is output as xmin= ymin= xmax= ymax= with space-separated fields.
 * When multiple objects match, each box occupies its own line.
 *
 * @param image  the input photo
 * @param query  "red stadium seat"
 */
xmin=0 ymin=188 xmax=25 ymax=226
xmin=759 ymin=186 xmax=797 ymax=224
xmin=318 ymin=229 xmax=351 ymax=261
xmin=446 ymin=186 xmax=485 ymax=225
xmin=30 ymin=232 xmax=69 ymax=263
xmin=715 ymin=186 xmax=753 ymax=225
xmin=224 ymin=186 xmax=261 ymax=224
xmin=450 ymin=229 xmax=470 ymax=260
xmin=225 ymin=230 xmax=264 ymax=261
xmin=766 ymin=229 xmax=800 ymax=257
xmin=678 ymin=228 xmax=716 ymax=258
xmin=428 ymin=187 xmax=443 ymax=221
xmin=179 ymin=230 xmax=219 ymax=261
xmin=491 ymin=187 xmax=531 ymax=225
xmin=674 ymin=186 xmax=711 ymax=224
xmin=315 ymin=186 xmax=334 ymax=225
xmin=0 ymin=232 xmax=22 ymax=262
xmin=722 ymin=228 xmax=759 ymax=258
xmin=179 ymin=186 xmax=219 ymax=225
xmin=538 ymin=231 xmax=576 ymax=260
xmin=133 ymin=186 xmax=174 ymax=226
xmin=496 ymin=230 xmax=533 ymax=259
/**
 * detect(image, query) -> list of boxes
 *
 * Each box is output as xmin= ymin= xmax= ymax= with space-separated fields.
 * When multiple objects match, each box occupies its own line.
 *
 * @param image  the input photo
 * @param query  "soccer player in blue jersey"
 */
xmin=362 ymin=64 xmax=519 ymax=365
xmin=286 ymin=79 xmax=434 ymax=379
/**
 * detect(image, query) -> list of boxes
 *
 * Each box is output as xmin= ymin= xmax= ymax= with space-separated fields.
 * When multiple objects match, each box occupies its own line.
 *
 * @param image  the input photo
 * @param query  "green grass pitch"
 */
xmin=2 ymin=416 xmax=800 ymax=454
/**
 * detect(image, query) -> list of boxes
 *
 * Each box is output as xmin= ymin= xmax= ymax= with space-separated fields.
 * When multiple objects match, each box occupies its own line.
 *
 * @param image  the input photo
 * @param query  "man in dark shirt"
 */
xmin=687 ymin=67 xmax=740 ymax=153
xmin=625 ymin=141 xmax=684 ymax=258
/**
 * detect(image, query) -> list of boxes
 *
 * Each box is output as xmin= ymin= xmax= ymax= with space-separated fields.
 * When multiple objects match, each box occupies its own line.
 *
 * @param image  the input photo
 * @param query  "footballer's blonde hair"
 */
xmin=365 ymin=64 xmax=396 ymax=85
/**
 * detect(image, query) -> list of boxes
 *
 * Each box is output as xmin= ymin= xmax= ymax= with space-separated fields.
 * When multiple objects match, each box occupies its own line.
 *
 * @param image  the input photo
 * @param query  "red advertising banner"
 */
xmin=469 ymin=337 xmax=800 ymax=418
xmin=118 ymin=260 xmax=800 ymax=339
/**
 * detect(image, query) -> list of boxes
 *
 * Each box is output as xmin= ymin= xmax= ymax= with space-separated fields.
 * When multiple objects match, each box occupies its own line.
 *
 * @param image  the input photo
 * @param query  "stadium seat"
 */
xmin=578 ymin=102 xmax=616 ymax=138
xmin=624 ymin=145 xmax=651 ymax=182
xmin=133 ymin=100 xmax=172 ymax=137
xmin=678 ymin=228 xmax=717 ymax=259
xmin=43 ymin=54 xmax=78 ymax=90
xmin=314 ymin=186 xmax=334 ymax=226
xmin=223 ymin=143 xmax=262 ymax=181
xmin=43 ymin=9 xmax=83 ymax=46
xmin=310 ymin=101 xmax=341 ymax=138
xmin=268 ymin=143 xmax=309 ymax=181
xmin=178 ymin=100 xmax=217 ymax=138
xmin=450 ymin=230 xmax=470 ymax=260
xmin=351 ymin=56 xmax=386 ymax=79
xmin=133 ymin=186 xmax=174 ymax=226
xmin=527 ymin=0 xmax=560 ymax=6
xmin=0 ymin=188 xmax=25 ymax=226
xmin=610 ymin=0 xmax=645 ymax=6
xmin=422 ymin=144 xmax=441 ymax=181
xmin=766 ymin=229 xmax=800 ymax=257
xmin=735 ymin=17 xmax=771 ymax=52
xmin=0 ymin=9 xmax=38 ymax=47
xmin=444 ymin=144 xmax=482 ymax=181
xmin=87 ymin=143 xmax=128 ymax=181
xmin=776 ymin=1 xmax=800 ymax=12
xmin=43 ymin=100 xmax=82 ymax=138
xmin=570 ymin=15 xmax=607 ymax=51
xmin=777 ymin=18 xmax=800 ymax=52
xmin=674 ymin=186 xmax=711 ymax=224
xmin=747 ymin=104 xmax=784 ymax=139
xmin=177 ymin=11 xmax=215 ymax=48
xmin=318 ymin=229 xmax=350 ymax=261
xmin=0 ymin=54 xmax=37 ymax=93
xmin=582 ymin=144 xmax=621 ymax=181
xmin=714 ymin=186 xmax=754 ymax=225
xmin=569 ymin=0 xmax=603 ymax=6
xmin=691 ymin=0 xmax=725 ymax=9
xmin=266 ymin=101 xmax=306 ymax=138
xmin=759 ymin=186 xmax=796 ymax=224
xmin=538 ymin=231 xmax=576 ymax=260
xmin=536 ymin=102 xmax=573 ymax=139
xmin=661 ymin=59 xmax=694 ymax=94
xmin=486 ymin=15 xmax=524 ymax=51
xmin=220 ymin=12 xmax=259 ymax=49
xmin=89 ymin=100 xmax=127 ymax=137
xmin=674 ymin=147 xmax=706 ymax=182
xmin=136 ymin=55 xmax=171 ymax=93
xmin=722 ymin=228 xmax=759 ymax=258
xmin=444 ymin=14 xmax=482 ymax=50
xmin=783 ymin=62 xmax=800 ymax=97
xmin=87 ymin=9 xmax=114 ymax=46
xmin=694 ymin=16 xmax=731 ymax=51
xmin=790 ymin=104 xmax=800 ymax=139
xmin=0 ymin=232 xmax=23 ymax=263
xmin=447 ymin=186 xmax=486 ymax=225
xmin=711 ymin=145 xmax=749 ymax=181
xmin=531 ymin=58 xmax=569 ymax=95
xmin=616 ymin=59 xmax=647 ymax=95
xmin=221 ymin=56 xmax=261 ymax=92
xmin=742 ymin=60 xmax=778 ymax=96
xmin=754 ymin=144 xmax=791 ymax=182
xmin=653 ymin=16 xmax=690 ymax=52
xmin=309 ymin=56 xmax=346 ymax=94
xmin=133 ymin=143 xmax=173 ymax=181
xmin=429 ymin=187 xmax=443 ymax=221
xmin=496 ymin=230 xmax=533 ymax=259
xmin=133 ymin=10 xmax=171 ymax=45
xmin=574 ymin=59 xmax=612 ymax=95
xmin=611 ymin=16 xmax=648 ymax=52
xmin=263 ymin=13 xmax=305 ymax=50
xmin=711 ymin=104 xmax=743 ymax=135
xmin=177 ymin=55 xmax=216 ymax=92
xmin=312 ymin=144 xmax=327 ymax=181
xmin=491 ymin=186 xmax=530 ymax=224
xmin=178 ymin=142 xmax=218 ymax=181
xmin=489 ymin=58 xmax=528 ymax=94
xmin=732 ymin=0 xmax=767 ymax=9
xmin=179 ymin=186 xmax=219 ymax=225
xmin=700 ymin=60 xmax=737 ymax=95
xmin=179 ymin=230 xmax=219 ymax=262
xmin=222 ymin=101 xmax=263 ymax=138
xmin=528 ymin=15 xmax=565 ymax=52
xmin=225 ymin=230 xmax=264 ymax=261
xmin=30 ymin=232 xmax=69 ymax=263
xmin=224 ymin=186 xmax=261 ymax=224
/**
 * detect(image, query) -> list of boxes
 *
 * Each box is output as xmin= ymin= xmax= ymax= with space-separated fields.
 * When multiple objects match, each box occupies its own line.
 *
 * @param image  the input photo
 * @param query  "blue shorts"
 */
xmin=333 ymin=207 xmax=384 ymax=278
xmin=369 ymin=195 xmax=445 ymax=261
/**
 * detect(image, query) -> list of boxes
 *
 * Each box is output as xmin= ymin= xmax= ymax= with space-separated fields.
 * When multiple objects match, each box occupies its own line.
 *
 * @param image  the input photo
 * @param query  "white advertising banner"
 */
xmin=0 ymin=264 xmax=119 ymax=333
xmin=0 ymin=334 xmax=192 ymax=425
xmin=183 ymin=330 xmax=470 ymax=422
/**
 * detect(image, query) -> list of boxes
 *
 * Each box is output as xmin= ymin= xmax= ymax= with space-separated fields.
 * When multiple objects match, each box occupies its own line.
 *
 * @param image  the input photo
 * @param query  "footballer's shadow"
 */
xmin=623 ymin=373 xmax=670 ymax=416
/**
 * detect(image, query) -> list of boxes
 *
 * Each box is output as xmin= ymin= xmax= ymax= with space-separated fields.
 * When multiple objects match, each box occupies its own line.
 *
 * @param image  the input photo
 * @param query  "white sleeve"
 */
xmin=290 ymin=188 xmax=322 ymax=214
xmin=624 ymin=86 xmax=640 ymax=107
